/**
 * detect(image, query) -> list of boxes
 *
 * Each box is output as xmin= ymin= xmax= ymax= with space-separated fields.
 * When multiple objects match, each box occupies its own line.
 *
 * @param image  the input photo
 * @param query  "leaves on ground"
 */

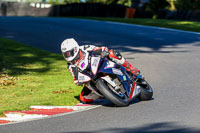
xmin=0 ymin=73 xmax=18 ymax=87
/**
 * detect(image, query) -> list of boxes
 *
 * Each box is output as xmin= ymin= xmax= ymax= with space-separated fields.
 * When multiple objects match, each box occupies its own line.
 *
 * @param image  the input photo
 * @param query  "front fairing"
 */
xmin=98 ymin=58 xmax=133 ymax=95
xmin=77 ymin=56 xmax=133 ymax=97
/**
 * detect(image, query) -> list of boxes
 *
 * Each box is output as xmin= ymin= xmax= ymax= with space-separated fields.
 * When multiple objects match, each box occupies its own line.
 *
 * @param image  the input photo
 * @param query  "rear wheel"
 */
xmin=137 ymin=79 xmax=153 ymax=101
xmin=96 ymin=79 xmax=129 ymax=107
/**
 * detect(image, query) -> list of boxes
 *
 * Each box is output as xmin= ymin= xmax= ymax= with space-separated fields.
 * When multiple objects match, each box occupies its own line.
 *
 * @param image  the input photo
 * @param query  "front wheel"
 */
xmin=137 ymin=79 xmax=153 ymax=101
xmin=96 ymin=79 xmax=129 ymax=107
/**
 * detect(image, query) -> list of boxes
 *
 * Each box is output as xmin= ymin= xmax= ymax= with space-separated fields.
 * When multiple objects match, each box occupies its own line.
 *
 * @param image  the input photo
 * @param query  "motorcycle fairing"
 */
xmin=128 ymin=82 xmax=141 ymax=100
xmin=99 ymin=59 xmax=142 ymax=100
xmin=98 ymin=59 xmax=133 ymax=96
xmin=77 ymin=56 xmax=141 ymax=101
xmin=78 ymin=72 xmax=91 ymax=83
xmin=101 ymin=75 xmax=117 ymax=87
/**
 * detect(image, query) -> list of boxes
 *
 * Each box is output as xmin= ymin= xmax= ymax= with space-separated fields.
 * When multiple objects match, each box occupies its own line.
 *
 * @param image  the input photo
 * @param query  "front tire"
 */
xmin=96 ymin=79 xmax=129 ymax=107
xmin=137 ymin=79 xmax=153 ymax=101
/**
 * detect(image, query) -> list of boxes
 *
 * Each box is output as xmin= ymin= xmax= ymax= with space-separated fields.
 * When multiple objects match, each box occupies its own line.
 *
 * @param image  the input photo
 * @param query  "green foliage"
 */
xmin=86 ymin=0 xmax=131 ymax=6
xmin=86 ymin=0 xmax=106 ymax=3
xmin=106 ymin=0 xmax=120 ymax=4
xmin=48 ymin=0 xmax=81 ymax=4
xmin=175 ymin=0 xmax=200 ymax=10
xmin=148 ymin=0 xmax=170 ymax=16
xmin=64 ymin=0 xmax=81 ymax=4
xmin=48 ymin=0 xmax=63 ymax=4
xmin=47 ymin=0 xmax=131 ymax=6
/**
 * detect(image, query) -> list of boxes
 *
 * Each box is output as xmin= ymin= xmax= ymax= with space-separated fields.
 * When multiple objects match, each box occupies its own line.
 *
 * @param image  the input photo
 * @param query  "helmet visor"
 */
xmin=63 ymin=49 xmax=75 ymax=59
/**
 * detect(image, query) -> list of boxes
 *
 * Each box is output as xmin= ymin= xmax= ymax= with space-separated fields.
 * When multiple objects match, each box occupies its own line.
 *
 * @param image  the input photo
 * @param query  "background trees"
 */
xmin=147 ymin=0 xmax=170 ymax=19
xmin=175 ymin=0 xmax=200 ymax=10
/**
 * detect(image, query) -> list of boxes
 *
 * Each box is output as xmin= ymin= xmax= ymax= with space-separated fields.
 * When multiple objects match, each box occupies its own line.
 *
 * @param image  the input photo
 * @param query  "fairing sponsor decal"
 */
xmin=91 ymin=57 xmax=100 ymax=75
xmin=112 ymin=68 xmax=123 ymax=76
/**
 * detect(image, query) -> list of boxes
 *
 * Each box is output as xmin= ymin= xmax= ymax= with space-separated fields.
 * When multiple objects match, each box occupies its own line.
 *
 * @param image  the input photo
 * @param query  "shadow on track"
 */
xmin=80 ymin=38 xmax=198 ymax=54
xmin=0 ymin=38 xmax=63 ymax=76
xmin=74 ymin=94 xmax=154 ymax=107
xmin=60 ymin=122 xmax=200 ymax=133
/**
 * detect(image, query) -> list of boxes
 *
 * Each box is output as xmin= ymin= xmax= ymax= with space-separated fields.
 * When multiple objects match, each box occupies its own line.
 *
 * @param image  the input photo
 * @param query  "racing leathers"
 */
xmin=67 ymin=45 xmax=140 ymax=103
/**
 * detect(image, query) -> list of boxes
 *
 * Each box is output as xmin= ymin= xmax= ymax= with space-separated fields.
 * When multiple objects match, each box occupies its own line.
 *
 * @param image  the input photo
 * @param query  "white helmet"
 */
xmin=61 ymin=38 xmax=80 ymax=62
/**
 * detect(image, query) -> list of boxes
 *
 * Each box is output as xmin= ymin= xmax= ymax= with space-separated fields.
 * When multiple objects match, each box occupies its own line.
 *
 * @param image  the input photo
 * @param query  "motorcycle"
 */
xmin=76 ymin=51 xmax=153 ymax=107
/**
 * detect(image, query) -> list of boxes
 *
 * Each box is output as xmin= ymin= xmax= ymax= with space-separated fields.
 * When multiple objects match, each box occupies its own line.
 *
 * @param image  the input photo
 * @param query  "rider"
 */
xmin=61 ymin=38 xmax=140 ymax=103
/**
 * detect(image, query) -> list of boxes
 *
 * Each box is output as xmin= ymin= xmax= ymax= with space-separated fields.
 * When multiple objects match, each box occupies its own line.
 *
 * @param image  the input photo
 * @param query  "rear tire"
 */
xmin=137 ymin=79 xmax=153 ymax=101
xmin=96 ymin=79 xmax=129 ymax=107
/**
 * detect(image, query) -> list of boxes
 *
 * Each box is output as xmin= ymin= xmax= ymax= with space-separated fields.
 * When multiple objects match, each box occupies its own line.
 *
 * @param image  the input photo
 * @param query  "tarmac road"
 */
xmin=0 ymin=17 xmax=200 ymax=133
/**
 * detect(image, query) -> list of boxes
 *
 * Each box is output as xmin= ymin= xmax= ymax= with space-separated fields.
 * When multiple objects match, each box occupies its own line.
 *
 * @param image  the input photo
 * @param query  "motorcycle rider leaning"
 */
xmin=61 ymin=38 xmax=140 ymax=103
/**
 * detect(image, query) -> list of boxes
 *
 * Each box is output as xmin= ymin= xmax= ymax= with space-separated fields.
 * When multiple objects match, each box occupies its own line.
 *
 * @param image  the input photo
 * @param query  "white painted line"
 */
xmin=73 ymin=18 xmax=200 ymax=35
xmin=30 ymin=105 xmax=90 ymax=110
xmin=105 ymin=21 xmax=200 ymax=35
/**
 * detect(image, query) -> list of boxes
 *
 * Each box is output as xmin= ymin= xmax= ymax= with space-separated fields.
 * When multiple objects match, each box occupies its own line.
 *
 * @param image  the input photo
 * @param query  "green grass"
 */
xmin=73 ymin=17 xmax=200 ymax=32
xmin=0 ymin=38 xmax=82 ymax=116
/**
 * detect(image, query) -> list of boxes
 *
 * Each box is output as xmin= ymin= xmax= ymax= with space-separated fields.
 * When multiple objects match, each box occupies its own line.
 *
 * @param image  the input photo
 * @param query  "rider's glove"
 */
xmin=101 ymin=50 xmax=110 ymax=58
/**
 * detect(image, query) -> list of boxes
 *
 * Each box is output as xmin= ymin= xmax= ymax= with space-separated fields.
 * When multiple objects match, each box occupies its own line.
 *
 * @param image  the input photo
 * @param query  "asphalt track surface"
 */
xmin=0 ymin=17 xmax=200 ymax=133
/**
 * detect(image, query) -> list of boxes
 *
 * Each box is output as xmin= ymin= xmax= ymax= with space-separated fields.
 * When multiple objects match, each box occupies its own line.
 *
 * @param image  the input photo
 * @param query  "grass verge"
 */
xmin=73 ymin=17 xmax=200 ymax=32
xmin=0 ymin=38 xmax=81 ymax=116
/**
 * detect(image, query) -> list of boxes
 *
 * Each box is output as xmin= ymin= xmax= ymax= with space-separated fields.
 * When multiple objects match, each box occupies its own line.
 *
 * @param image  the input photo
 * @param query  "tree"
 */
xmin=148 ymin=0 xmax=170 ymax=19
xmin=105 ymin=0 xmax=130 ymax=6
xmin=175 ymin=0 xmax=200 ymax=10
xmin=85 ymin=0 xmax=131 ymax=6
xmin=64 ymin=0 xmax=81 ymax=4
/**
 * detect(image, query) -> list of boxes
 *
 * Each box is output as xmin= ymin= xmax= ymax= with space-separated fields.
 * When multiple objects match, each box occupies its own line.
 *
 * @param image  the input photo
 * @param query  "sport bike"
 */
xmin=76 ymin=52 xmax=153 ymax=106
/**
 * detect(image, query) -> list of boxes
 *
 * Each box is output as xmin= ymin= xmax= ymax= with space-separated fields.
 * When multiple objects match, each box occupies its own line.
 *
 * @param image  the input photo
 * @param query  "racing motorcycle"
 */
xmin=77 ymin=51 xmax=153 ymax=107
